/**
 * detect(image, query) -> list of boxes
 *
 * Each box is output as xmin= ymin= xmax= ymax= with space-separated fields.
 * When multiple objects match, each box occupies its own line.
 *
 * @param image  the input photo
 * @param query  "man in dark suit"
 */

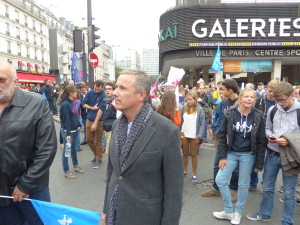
xmin=102 ymin=69 xmax=183 ymax=225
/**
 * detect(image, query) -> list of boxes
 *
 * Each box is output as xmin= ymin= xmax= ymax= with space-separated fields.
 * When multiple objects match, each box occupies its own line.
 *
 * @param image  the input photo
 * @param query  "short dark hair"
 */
xmin=105 ymin=82 xmax=115 ymax=89
xmin=222 ymin=79 xmax=239 ymax=93
xmin=94 ymin=80 xmax=104 ymax=88
xmin=217 ymin=81 xmax=222 ymax=85
xmin=44 ymin=78 xmax=50 ymax=83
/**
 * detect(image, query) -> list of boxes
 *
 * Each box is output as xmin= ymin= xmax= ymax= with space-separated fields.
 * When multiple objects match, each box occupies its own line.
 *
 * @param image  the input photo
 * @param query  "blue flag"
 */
xmin=71 ymin=52 xmax=84 ymax=83
xmin=212 ymin=44 xmax=221 ymax=75
xmin=31 ymin=199 xmax=100 ymax=225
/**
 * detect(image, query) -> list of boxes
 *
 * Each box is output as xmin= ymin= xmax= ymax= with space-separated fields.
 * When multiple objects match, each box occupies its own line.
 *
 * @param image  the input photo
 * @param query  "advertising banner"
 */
xmin=224 ymin=61 xmax=272 ymax=73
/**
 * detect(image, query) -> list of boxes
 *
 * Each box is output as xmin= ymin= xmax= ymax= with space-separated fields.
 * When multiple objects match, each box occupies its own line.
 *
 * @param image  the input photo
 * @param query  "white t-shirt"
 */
xmin=181 ymin=112 xmax=197 ymax=138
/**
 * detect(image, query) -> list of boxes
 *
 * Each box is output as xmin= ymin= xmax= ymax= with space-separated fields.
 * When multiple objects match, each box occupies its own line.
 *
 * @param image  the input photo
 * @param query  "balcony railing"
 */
xmin=7 ymin=0 xmax=46 ymax=22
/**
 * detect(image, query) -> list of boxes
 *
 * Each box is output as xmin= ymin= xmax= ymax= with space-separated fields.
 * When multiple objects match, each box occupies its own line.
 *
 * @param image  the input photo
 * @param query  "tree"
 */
xmin=115 ymin=66 xmax=123 ymax=80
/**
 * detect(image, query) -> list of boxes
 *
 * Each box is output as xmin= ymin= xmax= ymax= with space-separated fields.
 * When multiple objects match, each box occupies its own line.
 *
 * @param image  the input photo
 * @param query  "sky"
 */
xmin=36 ymin=0 xmax=300 ymax=54
xmin=37 ymin=0 xmax=175 ymax=53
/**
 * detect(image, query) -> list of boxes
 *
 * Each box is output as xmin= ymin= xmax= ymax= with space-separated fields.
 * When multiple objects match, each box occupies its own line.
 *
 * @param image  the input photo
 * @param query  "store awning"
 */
xmin=27 ymin=63 xmax=33 ymax=68
xmin=18 ymin=61 xmax=25 ymax=66
xmin=17 ymin=72 xmax=55 ymax=83
xmin=35 ymin=64 xmax=41 ymax=69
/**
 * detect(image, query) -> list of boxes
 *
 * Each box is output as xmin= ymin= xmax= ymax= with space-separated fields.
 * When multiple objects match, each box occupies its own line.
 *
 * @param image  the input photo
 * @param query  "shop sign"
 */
xmin=159 ymin=23 xmax=178 ymax=42
xmin=192 ymin=18 xmax=300 ymax=38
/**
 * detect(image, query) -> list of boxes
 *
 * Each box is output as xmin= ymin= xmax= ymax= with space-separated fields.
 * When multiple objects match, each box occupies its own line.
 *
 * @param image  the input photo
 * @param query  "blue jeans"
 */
xmin=102 ymin=131 xmax=106 ymax=149
xmin=216 ymin=151 xmax=254 ymax=214
xmin=82 ymin=117 xmax=87 ymax=142
xmin=213 ymin=147 xmax=239 ymax=191
xmin=250 ymin=158 xmax=259 ymax=188
xmin=259 ymin=152 xmax=298 ymax=225
xmin=0 ymin=186 xmax=50 ymax=225
xmin=61 ymin=130 xmax=79 ymax=173
xmin=76 ymin=117 xmax=83 ymax=150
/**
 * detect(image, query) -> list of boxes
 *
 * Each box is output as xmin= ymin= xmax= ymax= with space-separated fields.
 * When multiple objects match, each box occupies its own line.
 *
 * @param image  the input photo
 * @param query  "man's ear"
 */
xmin=138 ymin=91 xmax=146 ymax=102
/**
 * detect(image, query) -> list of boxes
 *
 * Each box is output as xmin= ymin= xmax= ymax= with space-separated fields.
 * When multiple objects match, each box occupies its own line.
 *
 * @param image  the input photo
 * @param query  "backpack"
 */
xmin=206 ymin=92 xmax=213 ymax=107
xmin=270 ymin=105 xmax=300 ymax=127
xmin=202 ymin=103 xmax=211 ymax=120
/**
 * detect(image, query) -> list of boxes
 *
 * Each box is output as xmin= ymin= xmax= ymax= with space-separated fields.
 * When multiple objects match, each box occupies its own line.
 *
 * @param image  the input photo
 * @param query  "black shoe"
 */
xmin=80 ymin=141 xmax=87 ymax=145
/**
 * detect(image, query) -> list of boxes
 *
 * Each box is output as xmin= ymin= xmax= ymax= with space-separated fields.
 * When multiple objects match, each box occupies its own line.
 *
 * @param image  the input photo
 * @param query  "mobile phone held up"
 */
xmin=269 ymin=137 xmax=277 ymax=140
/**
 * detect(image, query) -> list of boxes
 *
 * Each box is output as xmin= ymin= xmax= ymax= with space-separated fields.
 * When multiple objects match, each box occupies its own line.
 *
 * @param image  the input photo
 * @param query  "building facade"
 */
xmin=142 ymin=49 xmax=159 ymax=83
xmin=160 ymin=1 xmax=300 ymax=87
xmin=117 ymin=49 xmax=141 ymax=70
xmin=0 ymin=0 xmax=54 ymax=83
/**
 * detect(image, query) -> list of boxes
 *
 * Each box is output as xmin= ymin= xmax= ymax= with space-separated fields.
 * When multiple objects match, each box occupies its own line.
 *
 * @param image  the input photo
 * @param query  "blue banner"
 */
xmin=31 ymin=199 xmax=100 ymax=225
xmin=71 ymin=52 xmax=84 ymax=83
xmin=211 ymin=44 xmax=221 ymax=75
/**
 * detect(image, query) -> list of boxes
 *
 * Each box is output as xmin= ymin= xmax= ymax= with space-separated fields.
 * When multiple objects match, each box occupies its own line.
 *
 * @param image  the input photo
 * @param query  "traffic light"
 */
xmin=88 ymin=24 xmax=100 ymax=50
xmin=73 ymin=29 xmax=82 ymax=52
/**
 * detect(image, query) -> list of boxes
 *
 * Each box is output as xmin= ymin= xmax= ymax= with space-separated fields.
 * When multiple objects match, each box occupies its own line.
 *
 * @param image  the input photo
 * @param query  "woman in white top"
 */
xmin=180 ymin=90 xmax=206 ymax=182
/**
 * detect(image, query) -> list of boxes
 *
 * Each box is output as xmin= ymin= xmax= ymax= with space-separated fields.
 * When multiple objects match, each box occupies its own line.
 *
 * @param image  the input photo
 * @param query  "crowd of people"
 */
xmin=1 ymin=59 xmax=300 ymax=225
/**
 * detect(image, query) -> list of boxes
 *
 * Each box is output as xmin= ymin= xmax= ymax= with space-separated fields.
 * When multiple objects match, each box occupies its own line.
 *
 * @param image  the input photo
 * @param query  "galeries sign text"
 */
xmin=192 ymin=18 xmax=300 ymax=38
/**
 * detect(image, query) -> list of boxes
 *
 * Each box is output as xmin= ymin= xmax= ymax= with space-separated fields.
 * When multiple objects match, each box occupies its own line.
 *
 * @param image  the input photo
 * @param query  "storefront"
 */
xmin=17 ymin=71 xmax=56 ymax=84
xmin=159 ymin=3 xmax=300 ymax=86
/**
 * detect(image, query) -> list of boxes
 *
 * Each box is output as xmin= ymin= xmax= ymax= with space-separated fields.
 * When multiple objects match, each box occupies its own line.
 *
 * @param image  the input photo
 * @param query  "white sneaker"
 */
xmin=213 ymin=211 xmax=234 ymax=220
xmin=231 ymin=212 xmax=242 ymax=225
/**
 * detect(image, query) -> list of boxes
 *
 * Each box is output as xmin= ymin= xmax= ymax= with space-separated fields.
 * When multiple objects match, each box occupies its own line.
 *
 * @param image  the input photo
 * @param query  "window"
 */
xmin=42 ymin=66 xmax=45 ymax=73
xmin=5 ymin=5 xmax=9 ymax=17
xmin=25 ymin=31 xmax=29 ymax=41
xmin=15 ymin=10 xmax=19 ymax=22
xmin=24 ymin=15 xmax=28 ymax=26
xmin=33 ymin=34 xmax=36 ymax=44
xmin=26 ymin=47 xmax=30 ymax=58
xmin=33 ymin=20 xmax=35 ymax=30
xmin=34 ymin=49 xmax=37 ymax=60
xmin=6 ymin=23 xmax=10 ymax=35
xmin=41 ymin=51 xmax=44 ymax=61
xmin=7 ymin=41 xmax=11 ymax=53
xmin=17 ymin=44 xmax=21 ymax=56
xmin=40 ymin=37 xmax=43 ymax=47
xmin=16 ymin=27 xmax=20 ymax=39
xmin=40 ymin=23 xmax=43 ymax=33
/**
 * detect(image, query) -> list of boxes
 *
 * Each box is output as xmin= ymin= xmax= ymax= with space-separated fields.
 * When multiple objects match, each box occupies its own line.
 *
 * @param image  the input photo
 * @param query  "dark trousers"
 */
xmin=0 ymin=186 xmax=50 ymax=225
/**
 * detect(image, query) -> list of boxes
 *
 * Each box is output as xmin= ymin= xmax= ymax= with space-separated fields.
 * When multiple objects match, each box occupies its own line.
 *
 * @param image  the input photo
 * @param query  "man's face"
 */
xmin=294 ymin=89 xmax=300 ymax=99
xmin=94 ymin=85 xmax=102 ymax=93
xmin=0 ymin=65 xmax=18 ymax=103
xmin=113 ymin=74 xmax=143 ymax=113
xmin=105 ymin=85 xmax=114 ymax=97
xmin=258 ymin=84 xmax=264 ymax=91
xmin=222 ymin=86 xmax=231 ymax=98
xmin=266 ymin=87 xmax=275 ymax=101
xmin=80 ymin=87 xmax=87 ymax=94
xmin=218 ymin=83 xmax=223 ymax=89
xmin=275 ymin=94 xmax=294 ymax=109
xmin=199 ymin=85 xmax=205 ymax=94
xmin=45 ymin=80 xmax=51 ymax=86
xmin=50 ymin=82 xmax=54 ymax=87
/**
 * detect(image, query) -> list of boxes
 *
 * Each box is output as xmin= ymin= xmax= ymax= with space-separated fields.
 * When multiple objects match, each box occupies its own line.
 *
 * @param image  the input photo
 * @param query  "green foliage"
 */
xmin=115 ymin=66 xmax=123 ymax=80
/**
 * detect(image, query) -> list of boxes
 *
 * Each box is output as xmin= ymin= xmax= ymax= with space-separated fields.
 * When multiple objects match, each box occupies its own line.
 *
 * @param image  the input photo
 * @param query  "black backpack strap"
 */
xmin=270 ymin=105 xmax=278 ymax=124
xmin=297 ymin=108 xmax=300 ymax=127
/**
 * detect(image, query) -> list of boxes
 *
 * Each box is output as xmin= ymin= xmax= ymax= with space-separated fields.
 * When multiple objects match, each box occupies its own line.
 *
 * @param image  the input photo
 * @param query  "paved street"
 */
xmin=50 ymin=120 xmax=300 ymax=225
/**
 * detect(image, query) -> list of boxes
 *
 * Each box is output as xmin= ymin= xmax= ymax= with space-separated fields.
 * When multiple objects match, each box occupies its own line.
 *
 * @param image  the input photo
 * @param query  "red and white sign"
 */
xmin=89 ymin=53 xmax=99 ymax=69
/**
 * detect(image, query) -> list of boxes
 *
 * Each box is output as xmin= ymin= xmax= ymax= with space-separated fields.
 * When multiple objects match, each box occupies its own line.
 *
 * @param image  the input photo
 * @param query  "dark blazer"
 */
xmin=103 ymin=111 xmax=183 ymax=225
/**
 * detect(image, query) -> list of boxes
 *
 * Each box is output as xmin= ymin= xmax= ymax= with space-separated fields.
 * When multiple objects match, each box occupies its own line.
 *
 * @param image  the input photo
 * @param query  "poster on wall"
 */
xmin=224 ymin=61 xmax=272 ymax=73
